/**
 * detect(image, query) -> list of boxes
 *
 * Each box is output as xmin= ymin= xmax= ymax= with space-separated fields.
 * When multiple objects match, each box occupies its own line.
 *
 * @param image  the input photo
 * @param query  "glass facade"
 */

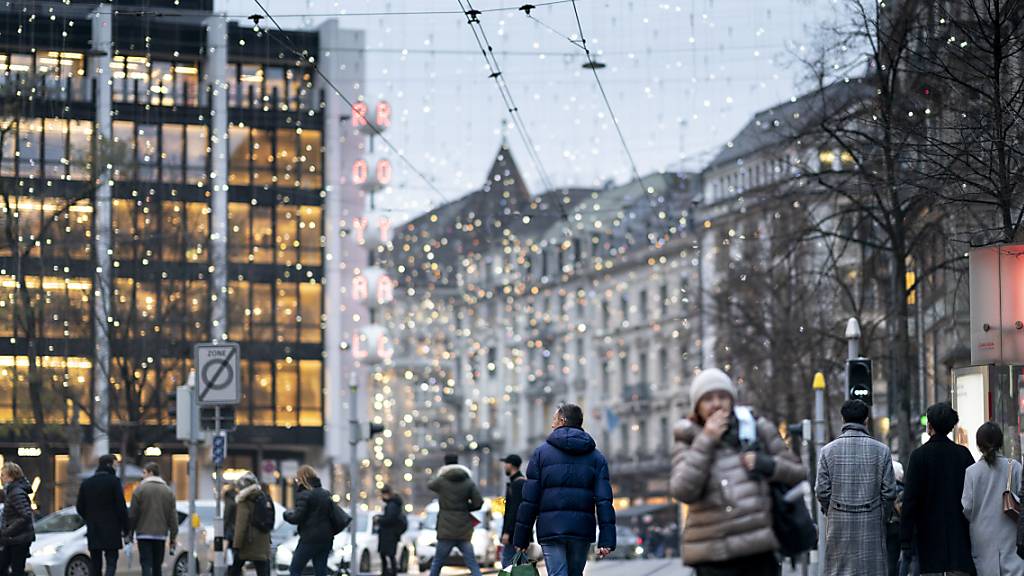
xmin=0 ymin=20 xmax=327 ymax=431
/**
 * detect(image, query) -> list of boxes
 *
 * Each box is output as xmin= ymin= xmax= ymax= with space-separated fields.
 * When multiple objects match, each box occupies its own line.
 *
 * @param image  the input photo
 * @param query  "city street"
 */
xmin=429 ymin=558 xmax=808 ymax=576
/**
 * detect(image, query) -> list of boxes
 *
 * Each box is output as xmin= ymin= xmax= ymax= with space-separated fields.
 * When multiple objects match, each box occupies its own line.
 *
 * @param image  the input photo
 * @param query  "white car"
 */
xmin=415 ymin=499 xmax=499 ymax=573
xmin=274 ymin=513 xmax=382 ymax=576
xmin=26 ymin=504 xmax=208 ymax=576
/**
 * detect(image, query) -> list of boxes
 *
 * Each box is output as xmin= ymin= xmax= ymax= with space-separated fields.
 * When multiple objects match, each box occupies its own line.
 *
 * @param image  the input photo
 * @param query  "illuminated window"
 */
xmin=275 ymin=359 xmax=298 ymax=426
xmin=276 ymin=282 xmax=298 ymax=342
xmin=251 ymin=283 xmax=273 ymax=342
xmin=299 ymin=282 xmax=322 ymax=344
xmin=298 ymin=206 xmax=322 ymax=265
xmin=250 ymin=361 xmax=274 ymax=425
xmin=185 ymin=125 xmax=207 ymax=185
xmin=228 ymin=203 xmax=251 ymax=264
xmin=276 ymin=205 xmax=299 ymax=265
xmin=161 ymin=124 xmax=185 ymax=183
xmin=228 ymin=125 xmax=251 ymax=186
xmin=298 ymin=360 xmax=322 ymax=426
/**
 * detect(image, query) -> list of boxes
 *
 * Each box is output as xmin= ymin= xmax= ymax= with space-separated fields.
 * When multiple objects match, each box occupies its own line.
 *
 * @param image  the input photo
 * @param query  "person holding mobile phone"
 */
xmin=670 ymin=368 xmax=806 ymax=576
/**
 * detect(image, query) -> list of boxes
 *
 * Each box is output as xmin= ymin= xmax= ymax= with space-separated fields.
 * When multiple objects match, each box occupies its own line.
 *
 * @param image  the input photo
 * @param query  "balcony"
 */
xmin=526 ymin=376 xmax=568 ymax=399
xmin=622 ymin=382 xmax=652 ymax=403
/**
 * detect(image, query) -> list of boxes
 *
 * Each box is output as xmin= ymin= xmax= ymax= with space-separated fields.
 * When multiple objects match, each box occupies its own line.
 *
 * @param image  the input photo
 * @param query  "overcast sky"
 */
xmin=219 ymin=0 xmax=830 ymax=221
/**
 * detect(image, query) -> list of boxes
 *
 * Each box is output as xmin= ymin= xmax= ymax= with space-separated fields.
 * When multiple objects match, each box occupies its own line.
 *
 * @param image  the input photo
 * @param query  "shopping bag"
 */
xmin=499 ymin=551 xmax=539 ymax=576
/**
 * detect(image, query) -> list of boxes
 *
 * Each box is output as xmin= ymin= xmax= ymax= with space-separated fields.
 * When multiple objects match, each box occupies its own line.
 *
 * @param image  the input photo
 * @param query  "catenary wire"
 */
xmin=566 ymin=0 xmax=649 ymax=194
xmin=250 ymin=0 xmax=450 ymax=206
xmin=456 ymin=0 xmax=558 ymax=197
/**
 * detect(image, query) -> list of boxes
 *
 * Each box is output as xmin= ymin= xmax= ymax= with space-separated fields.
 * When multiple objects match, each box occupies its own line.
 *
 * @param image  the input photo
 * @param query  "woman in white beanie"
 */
xmin=670 ymin=368 xmax=806 ymax=575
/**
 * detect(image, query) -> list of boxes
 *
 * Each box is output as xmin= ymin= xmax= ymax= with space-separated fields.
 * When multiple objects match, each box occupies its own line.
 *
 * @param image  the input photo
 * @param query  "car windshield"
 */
xmin=35 ymin=512 xmax=84 ymax=534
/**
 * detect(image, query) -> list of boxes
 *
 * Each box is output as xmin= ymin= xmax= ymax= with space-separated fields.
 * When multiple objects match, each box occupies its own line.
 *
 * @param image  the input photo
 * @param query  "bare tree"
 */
xmin=910 ymin=0 xmax=1024 ymax=246
xmin=791 ymin=0 xmax=955 ymax=458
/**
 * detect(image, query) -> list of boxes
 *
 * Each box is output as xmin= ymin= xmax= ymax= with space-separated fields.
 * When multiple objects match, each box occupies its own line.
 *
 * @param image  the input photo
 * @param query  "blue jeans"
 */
xmin=429 ymin=539 xmax=482 ymax=576
xmin=289 ymin=541 xmax=330 ymax=576
xmin=541 ymin=540 xmax=590 ymax=576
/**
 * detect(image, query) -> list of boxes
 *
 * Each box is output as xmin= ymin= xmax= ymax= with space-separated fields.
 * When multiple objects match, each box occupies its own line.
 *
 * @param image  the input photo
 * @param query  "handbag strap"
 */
xmin=1009 ymin=458 xmax=1016 ymax=493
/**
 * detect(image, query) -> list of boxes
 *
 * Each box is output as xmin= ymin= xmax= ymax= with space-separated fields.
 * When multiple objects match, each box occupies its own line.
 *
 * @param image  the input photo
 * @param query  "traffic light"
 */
xmin=369 ymin=423 xmax=386 ymax=438
xmin=847 ymin=358 xmax=873 ymax=405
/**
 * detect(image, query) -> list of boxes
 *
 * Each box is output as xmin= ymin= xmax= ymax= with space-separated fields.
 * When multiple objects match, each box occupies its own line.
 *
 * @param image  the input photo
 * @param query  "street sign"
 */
xmin=200 ymin=406 xmax=237 ymax=432
xmin=193 ymin=342 xmax=241 ymax=406
xmin=212 ymin=433 xmax=226 ymax=467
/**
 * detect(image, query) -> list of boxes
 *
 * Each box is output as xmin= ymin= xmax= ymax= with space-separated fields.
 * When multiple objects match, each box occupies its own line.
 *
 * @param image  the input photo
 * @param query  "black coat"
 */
xmin=283 ymin=479 xmax=334 ymax=550
xmin=377 ymin=495 xmax=404 ymax=556
xmin=900 ymin=435 xmax=976 ymax=574
xmin=502 ymin=471 xmax=530 ymax=541
xmin=77 ymin=466 xmax=130 ymax=551
xmin=1 ymin=477 xmax=35 ymax=546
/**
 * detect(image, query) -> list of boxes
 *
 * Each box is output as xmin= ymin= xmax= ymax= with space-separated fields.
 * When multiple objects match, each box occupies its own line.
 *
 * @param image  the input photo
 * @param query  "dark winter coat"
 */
xmin=502 ymin=471 xmax=530 ymax=541
xmin=77 ymin=465 xmax=130 ymax=551
xmin=234 ymin=484 xmax=272 ymax=561
xmin=283 ymin=479 xmax=335 ymax=550
xmin=224 ymin=486 xmax=238 ymax=544
xmin=1 ymin=477 xmax=35 ymax=546
xmin=513 ymin=427 xmax=616 ymax=550
xmin=377 ymin=495 xmax=405 ymax=556
xmin=900 ymin=434 xmax=976 ymax=575
xmin=428 ymin=465 xmax=483 ymax=541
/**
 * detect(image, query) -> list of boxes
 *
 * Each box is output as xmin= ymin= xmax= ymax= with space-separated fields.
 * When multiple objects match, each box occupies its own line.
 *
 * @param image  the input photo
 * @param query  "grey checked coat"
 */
xmin=962 ymin=457 xmax=1024 ymax=576
xmin=816 ymin=423 xmax=897 ymax=576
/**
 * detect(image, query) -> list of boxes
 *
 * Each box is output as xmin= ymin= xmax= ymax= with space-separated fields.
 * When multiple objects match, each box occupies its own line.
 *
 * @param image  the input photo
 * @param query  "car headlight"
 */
xmin=276 ymin=548 xmax=293 ymax=565
xmin=38 ymin=545 xmax=62 ymax=558
xmin=635 ymin=546 xmax=644 ymax=555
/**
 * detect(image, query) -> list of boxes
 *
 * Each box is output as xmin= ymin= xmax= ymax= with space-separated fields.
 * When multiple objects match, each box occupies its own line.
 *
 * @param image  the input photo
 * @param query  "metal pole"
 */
xmin=846 ymin=318 xmax=861 ymax=363
xmin=214 ymin=409 xmax=225 ymax=576
xmin=349 ymin=371 xmax=360 ymax=575
xmin=800 ymin=419 xmax=812 ymax=576
xmin=188 ymin=374 xmax=198 ymax=576
xmin=812 ymin=372 xmax=826 ymax=576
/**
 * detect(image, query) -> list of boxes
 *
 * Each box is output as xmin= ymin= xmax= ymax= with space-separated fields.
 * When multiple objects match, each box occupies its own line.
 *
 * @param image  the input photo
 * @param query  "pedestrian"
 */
xmin=377 ymin=485 xmax=405 ymax=576
xmin=900 ymin=402 xmax=976 ymax=576
xmin=77 ymin=454 xmax=130 ymax=576
xmin=962 ymin=422 xmax=1024 ymax=576
xmin=129 ymin=463 xmax=178 ymax=576
xmin=0 ymin=462 xmax=35 ymax=576
xmin=887 ymin=458 xmax=905 ymax=576
xmin=283 ymin=466 xmax=334 ymax=576
xmin=427 ymin=453 xmax=484 ymax=576
xmin=223 ymin=481 xmax=239 ymax=573
xmin=670 ymin=368 xmax=806 ymax=576
xmin=231 ymin=472 xmax=272 ymax=576
xmin=499 ymin=454 xmax=529 ymax=567
xmin=513 ymin=403 xmax=616 ymax=576
xmin=816 ymin=399 xmax=898 ymax=576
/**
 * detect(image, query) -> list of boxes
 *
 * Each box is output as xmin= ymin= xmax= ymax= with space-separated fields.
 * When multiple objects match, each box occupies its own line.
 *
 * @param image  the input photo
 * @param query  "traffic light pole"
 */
xmin=845 ymin=318 xmax=861 ymax=394
xmin=349 ymin=371 xmax=360 ymax=576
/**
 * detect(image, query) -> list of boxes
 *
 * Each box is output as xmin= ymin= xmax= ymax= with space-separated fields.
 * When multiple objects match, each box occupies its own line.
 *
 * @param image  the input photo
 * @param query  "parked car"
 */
xmin=26 ymin=504 xmax=209 ymax=576
xmin=397 ymin=515 xmax=421 ymax=574
xmin=591 ymin=526 xmax=644 ymax=560
xmin=415 ymin=499 xmax=499 ymax=572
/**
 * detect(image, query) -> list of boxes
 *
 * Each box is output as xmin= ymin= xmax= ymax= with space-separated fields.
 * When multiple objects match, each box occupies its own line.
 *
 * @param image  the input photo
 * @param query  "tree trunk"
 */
xmin=888 ymin=252 xmax=915 ymax=462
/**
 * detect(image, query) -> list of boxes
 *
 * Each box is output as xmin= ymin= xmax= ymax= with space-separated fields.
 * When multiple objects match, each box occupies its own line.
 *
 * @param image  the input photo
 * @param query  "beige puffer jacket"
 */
xmin=670 ymin=414 xmax=806 ymax=565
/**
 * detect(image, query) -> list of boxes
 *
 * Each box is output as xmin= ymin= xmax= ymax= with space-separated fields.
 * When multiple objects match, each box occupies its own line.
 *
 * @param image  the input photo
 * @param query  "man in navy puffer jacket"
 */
xmin=513 ymin=403 xmax=616 ymax=576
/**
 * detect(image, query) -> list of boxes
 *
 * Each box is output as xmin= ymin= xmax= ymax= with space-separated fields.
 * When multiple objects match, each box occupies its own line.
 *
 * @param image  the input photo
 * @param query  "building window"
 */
xmin=658 ymin=348 xmax=668 ymax=390
xmin=639 ymin=289 xmax=648 ymax=322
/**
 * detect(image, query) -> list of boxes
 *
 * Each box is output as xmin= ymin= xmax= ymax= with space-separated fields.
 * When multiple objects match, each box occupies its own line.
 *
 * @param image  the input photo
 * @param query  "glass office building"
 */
xmin=0 ymin=0 xmax=367 ymax=512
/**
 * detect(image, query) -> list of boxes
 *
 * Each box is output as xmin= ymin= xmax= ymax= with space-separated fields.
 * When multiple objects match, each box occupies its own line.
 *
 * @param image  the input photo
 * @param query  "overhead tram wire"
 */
xmin=111 ymin=1 xmax=587 ymax=19
xmin=456 ymin=0 xmax=558 ymax=199
xmin=524 ymin=2 xmax=649 ymax=196
xmin=250 ymin=0 xmax=450 ymax=207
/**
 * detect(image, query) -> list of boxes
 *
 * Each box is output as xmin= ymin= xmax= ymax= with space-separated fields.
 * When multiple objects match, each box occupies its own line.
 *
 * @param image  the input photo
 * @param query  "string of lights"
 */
xmin=250 ymin=0 xmax=450 ymax=206
xmin=456 ymin=0 xmax=557 ymax=196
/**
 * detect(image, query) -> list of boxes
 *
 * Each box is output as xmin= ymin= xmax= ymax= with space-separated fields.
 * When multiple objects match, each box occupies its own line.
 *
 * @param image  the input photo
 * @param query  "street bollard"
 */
xmin=812 ymin=371 xmax=826 ymax=576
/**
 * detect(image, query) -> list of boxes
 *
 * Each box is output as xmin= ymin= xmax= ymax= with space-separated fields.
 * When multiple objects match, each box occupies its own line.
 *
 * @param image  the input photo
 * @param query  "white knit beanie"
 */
xmin=689 ymin=368 xmax=737 ymax=407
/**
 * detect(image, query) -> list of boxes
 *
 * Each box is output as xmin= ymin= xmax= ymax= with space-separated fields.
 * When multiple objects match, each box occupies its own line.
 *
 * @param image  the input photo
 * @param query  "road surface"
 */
xmin=428 ymin=558 xmax=809 ymax=575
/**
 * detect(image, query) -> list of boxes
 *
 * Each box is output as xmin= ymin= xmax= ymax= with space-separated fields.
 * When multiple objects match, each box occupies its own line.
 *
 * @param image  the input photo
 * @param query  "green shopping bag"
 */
xmin=499 ymin=551 xmax=540 ymax=576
